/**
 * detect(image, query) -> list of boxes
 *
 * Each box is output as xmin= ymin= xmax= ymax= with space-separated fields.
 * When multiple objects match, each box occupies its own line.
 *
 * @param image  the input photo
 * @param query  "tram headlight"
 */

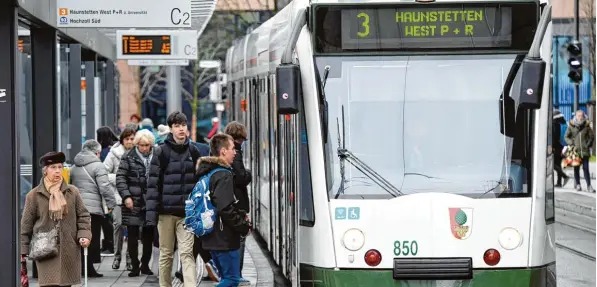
xmin=498 ymin=227 xmax=523 ymax=250
xmin=342 ymin=228 xmax=365 ymax=251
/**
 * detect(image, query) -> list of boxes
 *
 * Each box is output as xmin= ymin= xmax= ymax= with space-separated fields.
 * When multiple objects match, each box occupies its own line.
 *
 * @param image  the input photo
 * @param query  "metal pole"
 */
xmin=574 ymin=0 xmax=580 ymax=112
xmin=216 ymin=64 xmax=223 ymax=133
xmin=167 ymin=66 xmax=182 ymax=115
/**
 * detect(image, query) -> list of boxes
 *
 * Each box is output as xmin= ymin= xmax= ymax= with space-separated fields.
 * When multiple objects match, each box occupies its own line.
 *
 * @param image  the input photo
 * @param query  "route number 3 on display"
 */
xmin=393 ymin=240 xmax=419 ymax=256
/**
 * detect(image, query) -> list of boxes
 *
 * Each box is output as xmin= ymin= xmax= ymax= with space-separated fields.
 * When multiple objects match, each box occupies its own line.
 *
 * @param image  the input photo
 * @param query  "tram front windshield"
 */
xmin=313 ymin=2 xmax=539 ymax=198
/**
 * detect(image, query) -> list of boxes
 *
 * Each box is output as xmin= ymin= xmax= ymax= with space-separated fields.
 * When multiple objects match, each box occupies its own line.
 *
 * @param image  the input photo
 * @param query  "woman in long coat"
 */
xmin=21 ymin=151 xmax=92 ymax=287
xmin=116 ymin=129 xmax=155 ymax=277
xmin=104 ymin=126 xmax=136 ymax=270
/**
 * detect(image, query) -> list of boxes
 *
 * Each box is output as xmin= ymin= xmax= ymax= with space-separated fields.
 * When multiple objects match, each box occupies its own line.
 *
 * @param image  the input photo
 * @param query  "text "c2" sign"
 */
xmin=171 ymin=8 xmax=191 ymax=26
xmin=184 ymin=45 xmax=197 ymax=56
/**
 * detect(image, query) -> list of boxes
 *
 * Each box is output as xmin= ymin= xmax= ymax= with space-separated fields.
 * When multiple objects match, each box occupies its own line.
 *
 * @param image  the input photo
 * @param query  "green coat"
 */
xmin=564 ymin=120 xmax=595 ymax=158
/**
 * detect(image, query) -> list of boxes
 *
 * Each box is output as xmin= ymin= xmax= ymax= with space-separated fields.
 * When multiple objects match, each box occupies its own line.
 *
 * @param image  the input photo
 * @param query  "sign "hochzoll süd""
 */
xmin=56 ymin=0 xmax=192 ymax=28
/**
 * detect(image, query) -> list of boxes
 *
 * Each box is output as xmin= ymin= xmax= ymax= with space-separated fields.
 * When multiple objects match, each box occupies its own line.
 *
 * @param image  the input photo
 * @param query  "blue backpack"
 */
xmin=184 ymin=168 xmax=231 ymax=237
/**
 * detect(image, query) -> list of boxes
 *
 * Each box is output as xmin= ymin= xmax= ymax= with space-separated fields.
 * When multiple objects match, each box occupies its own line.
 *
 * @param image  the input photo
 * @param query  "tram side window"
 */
xmin=314 ymin=64 xmax=334 ymax=193
xmin=545 ymin=78 xmax=555 ymax=222
xmin=300 ymin=104 xmax=315 ymax=226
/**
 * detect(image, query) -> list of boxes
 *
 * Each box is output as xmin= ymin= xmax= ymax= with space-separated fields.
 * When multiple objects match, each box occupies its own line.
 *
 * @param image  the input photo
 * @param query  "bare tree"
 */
xmin=182 ymin=35 xmax=229 ymax=140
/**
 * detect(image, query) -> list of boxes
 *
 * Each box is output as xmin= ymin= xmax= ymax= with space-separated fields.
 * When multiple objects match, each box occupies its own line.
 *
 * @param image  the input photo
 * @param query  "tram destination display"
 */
xmin=314 ymin=3 xmax=538 ymax=51
xmin=121 ymin=35 xmax=171 ymax=55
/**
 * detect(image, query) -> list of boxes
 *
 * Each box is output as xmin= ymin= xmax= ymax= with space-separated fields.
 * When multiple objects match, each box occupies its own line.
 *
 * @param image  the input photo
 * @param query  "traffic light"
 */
xmin=567 ymin=41 xmax=582 ymax=83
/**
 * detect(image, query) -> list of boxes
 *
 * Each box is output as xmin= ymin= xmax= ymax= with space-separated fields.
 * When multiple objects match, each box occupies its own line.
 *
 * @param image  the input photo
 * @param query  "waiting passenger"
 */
xmin=564 ymin=110 xmax=595 ymax=192
xmin=198 ymin=133 xmax=252 ymax=287
xmin=116 ymin=129 xmax=156 ymax=277
xmin=224 ymin=121 xmax=252 ymax=286
xmin=104 ymin=126 xmax=136 ymax=271
xmin=70 ymin=139 xmax=117 ymax=277
xmin=146 ymin=111 xmax=203 ymax=287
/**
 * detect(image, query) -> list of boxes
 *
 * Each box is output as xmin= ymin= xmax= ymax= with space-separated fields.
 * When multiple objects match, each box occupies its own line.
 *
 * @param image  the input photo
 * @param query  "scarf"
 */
xmin=573 ymin=113 xmax=587 ymax=127
xmin=44 ymin=176 xmax=67 ymax=221
xmin=135 ymin=147 xmax=153 ymax=180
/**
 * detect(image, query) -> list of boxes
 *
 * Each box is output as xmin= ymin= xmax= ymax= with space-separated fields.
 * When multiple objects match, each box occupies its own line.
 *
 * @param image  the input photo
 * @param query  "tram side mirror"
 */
xmin=499 ymin=94 xmax=516 ymax=138
xmin=517 ymin=57 xmax=546 ymax=110
xmin=276 ymin=64 xmax=301 ymax=115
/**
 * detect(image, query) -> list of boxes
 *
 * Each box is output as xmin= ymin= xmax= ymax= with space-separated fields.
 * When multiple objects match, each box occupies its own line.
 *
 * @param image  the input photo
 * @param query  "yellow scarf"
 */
xmin=44 ymin=176 xmax=67 ymax=220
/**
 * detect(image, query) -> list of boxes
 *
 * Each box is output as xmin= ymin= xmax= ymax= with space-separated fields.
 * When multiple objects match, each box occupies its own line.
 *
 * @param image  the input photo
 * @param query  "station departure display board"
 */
xmin=121 ymin=35 xmax=171 ymax=55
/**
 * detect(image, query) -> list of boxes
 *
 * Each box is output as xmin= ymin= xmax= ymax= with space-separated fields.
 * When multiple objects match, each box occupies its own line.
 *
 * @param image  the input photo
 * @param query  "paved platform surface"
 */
xmin=27 ymin=234 xmax=275 ymax=287
xmin=555 ymin=172 xmax=596 ymax=233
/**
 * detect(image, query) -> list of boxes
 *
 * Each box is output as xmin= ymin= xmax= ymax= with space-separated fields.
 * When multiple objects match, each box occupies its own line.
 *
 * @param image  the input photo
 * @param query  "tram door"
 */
xmin=249 ymin=77 xmax=261 ymax=228
xmin=266 ymin=75 xmax=281 ymax=265
xmin=278 ymin=89 xmax=300 ymax=287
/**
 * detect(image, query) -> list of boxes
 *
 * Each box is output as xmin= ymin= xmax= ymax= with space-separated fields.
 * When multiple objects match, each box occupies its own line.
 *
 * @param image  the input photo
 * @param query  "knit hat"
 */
xmin=141 ymin=118 xmax=154 ymax=128
xmin=157 ymin=124 xmax=170 ymax=137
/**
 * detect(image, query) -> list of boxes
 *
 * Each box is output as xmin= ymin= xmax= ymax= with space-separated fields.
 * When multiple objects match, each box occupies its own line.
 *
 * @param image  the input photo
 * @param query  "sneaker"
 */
xmin=588 ymin=186 xmax=595 ymax=193
xmin=205 ymin=260 xmax=221 ymax=282
xmin=239 ymin=277 xmax=251 ymax=286
xmin=112 ymin=258 xmax=121 ymax=270
xmin=174 ymin=271 xmax=184 ymax=282
xmin=576 ymin=184 xmax=582 ymax=191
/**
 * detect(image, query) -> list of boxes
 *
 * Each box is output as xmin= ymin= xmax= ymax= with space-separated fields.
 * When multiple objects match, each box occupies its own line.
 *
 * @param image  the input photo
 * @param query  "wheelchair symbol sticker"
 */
xmin=348 ymin=207 xmax=360 ymax=220
xmin=335 ymin=207 xmax=346 ymax=220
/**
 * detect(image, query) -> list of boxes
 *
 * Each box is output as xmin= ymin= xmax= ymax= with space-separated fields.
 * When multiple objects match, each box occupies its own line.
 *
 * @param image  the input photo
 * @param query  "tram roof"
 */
xmin=309 ymin=0 xmax=540 ymax=5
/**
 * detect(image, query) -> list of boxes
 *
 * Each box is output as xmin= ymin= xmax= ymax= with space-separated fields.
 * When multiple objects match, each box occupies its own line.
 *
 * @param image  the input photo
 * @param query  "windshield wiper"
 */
xmin=335 ymin=105 xmax=402 ymax=199
xmin=322 ymin=65 xmax=330 ymax=89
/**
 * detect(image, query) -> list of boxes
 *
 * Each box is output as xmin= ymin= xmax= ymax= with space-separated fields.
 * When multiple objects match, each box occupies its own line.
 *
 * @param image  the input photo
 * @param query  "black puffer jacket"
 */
xmin=146 ymin=134 xmax=200 ymax=225
xmin=116 ymin=148 xmax=152 ymax=226
xmin=232 ymin=142 xmax=251 ymax=213
xmin=197 ymin=156 xmax=250 ymax=251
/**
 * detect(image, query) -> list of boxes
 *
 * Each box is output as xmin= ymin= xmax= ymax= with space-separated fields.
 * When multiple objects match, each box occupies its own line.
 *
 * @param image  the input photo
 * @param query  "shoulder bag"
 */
xmin=28 ymin=221 xmax=60 ymax=261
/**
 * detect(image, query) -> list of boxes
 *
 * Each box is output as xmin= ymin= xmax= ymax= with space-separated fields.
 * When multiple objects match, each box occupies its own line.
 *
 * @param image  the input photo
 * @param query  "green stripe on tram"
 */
xmin=300 ymin=263 xmax=556 ymax=287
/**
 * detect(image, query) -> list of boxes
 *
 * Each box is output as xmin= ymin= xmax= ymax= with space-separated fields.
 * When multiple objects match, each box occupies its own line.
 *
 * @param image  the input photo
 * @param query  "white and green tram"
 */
xmin=226 ymin=0 xmax=556 ymax=285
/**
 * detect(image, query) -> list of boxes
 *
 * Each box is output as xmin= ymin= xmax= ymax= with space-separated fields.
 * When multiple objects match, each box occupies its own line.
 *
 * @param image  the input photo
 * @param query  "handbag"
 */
xmin=28 ymin=221 xmax=60 ymax=261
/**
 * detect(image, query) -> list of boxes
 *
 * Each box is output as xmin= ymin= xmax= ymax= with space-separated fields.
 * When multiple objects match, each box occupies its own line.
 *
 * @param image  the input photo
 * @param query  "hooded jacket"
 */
xmin=565 ymin=118 xmax=595 ymax=158
xmin=71 ymin=150 xmax=117 ymax=215
xmin=196 ymin=156 xmax=250 ymax=251
xmin=145 ymin=133 xmax=201 ymax=225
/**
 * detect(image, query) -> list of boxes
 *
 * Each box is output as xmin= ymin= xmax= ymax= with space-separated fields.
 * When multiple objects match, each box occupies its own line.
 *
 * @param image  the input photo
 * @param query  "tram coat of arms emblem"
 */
xmin=449 ymin=208 xmax=473 ymax=240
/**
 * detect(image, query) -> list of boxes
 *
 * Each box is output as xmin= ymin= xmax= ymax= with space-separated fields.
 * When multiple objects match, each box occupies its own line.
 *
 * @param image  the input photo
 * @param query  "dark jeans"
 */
xmin=554 ymin=149 xmax=568 ymax=185
xmin=239 ymin=236 xmax=246 ymax=277
xmin=210 ymin=249 xmax=241 ymax=287
xmin=101 ymin=214 xmax=114 ymax=251
xmin=127 ymin=225 xmax=154 ymax=269
xmin=574 ymin=156 xmax=592 ymax=187
xmin=82 ymin=214 xmax=103 ymax=273
xmin=194 ymin=236 xmax=212 ymax=263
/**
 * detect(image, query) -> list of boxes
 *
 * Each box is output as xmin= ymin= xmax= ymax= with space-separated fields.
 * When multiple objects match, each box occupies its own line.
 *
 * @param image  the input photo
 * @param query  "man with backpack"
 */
xmin=195 ymin=133 xmax=251 ymax=287
xmin=224 ymin=121 xmax=252 ymax=285
xmin=145 ymin=111 xmax=203 ymax=287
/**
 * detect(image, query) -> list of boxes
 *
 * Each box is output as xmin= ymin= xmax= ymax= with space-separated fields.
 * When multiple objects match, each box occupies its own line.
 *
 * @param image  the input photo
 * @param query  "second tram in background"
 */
xmin=226 ymin=0 xmax=556 ymax=286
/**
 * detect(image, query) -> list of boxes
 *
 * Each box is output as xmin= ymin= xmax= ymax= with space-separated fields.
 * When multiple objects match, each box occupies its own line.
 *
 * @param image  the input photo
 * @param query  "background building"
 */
xmin=552 ymin=0 xmax=595 ymax=124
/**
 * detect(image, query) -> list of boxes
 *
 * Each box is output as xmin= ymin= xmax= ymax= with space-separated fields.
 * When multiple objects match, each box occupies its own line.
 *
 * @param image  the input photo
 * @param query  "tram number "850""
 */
xmin=393 ymin=240 xmax=419 ymax=256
